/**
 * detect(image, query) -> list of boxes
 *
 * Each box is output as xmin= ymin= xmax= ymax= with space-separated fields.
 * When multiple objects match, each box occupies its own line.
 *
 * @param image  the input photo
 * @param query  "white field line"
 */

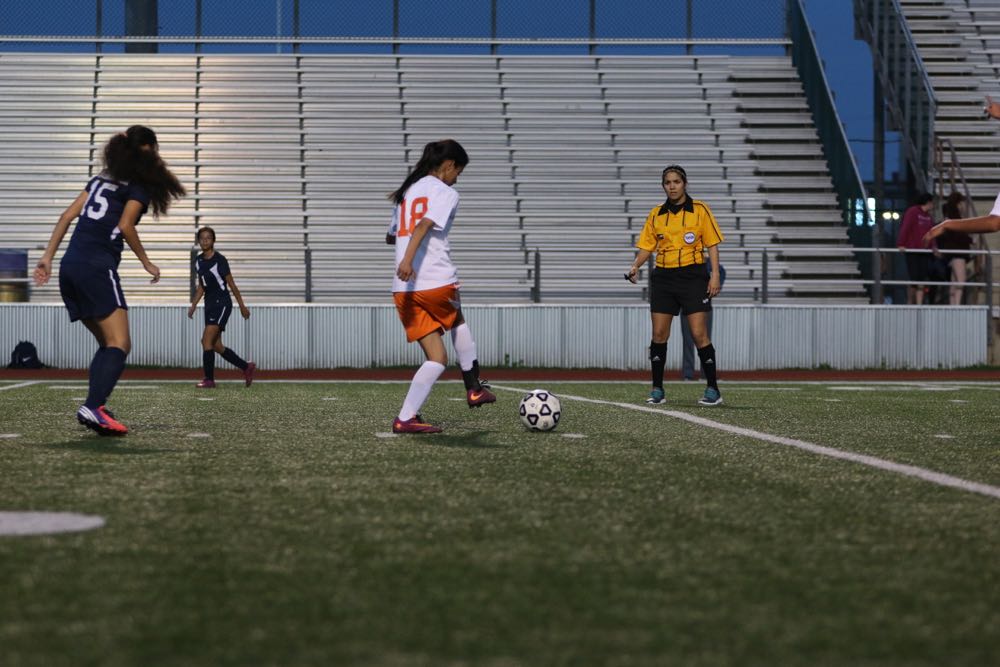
xmin=490 ymin=385 xmax=1000 ymax=501
xmin=0 ymin=381 xmax=41 ymax=392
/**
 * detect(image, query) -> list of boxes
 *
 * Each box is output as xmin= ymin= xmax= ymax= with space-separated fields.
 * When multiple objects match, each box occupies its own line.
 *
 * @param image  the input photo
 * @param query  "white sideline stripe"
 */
xmin=0 ymin=381 xmax=40 ymax=392
xmin=491 ymin=385 xmax=1000 ymax=501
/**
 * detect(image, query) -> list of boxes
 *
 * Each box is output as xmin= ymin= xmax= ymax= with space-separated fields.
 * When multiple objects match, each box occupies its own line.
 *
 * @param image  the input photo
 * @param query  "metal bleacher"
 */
xmin=0 ymin=52 xmax=865 ymax=305
xmin=898 ymin=0 xmax=1000 ymax=210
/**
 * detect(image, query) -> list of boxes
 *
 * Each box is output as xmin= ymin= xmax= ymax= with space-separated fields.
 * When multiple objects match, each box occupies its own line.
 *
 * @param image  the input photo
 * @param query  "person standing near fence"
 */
xmin=925 ymin=192 xmax=1000 ymax=239
xmin=934 ymin=192 xmax=973 ymax=305
xmin=386 ymin=139 xmax=496 ymax=434
xmin=626 ymin=164 xmax=725 ymax=406
xmin=897 ymin=193 xmax=938 ymax=305
xmin=187 ymin=227 xmax=255 ymax=389
xmin=32 ymin=125 xmax=185 ymax=436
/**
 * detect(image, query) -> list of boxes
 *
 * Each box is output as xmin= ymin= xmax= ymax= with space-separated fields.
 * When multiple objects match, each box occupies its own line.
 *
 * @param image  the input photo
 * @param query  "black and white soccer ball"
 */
xmin=518 ymin=389 xmax=561 ymax=432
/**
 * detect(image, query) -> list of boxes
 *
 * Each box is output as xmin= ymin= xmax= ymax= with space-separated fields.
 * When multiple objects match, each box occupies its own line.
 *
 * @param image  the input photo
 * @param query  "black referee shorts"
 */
xmin=650 ymin=264 xmax=712 ymax=316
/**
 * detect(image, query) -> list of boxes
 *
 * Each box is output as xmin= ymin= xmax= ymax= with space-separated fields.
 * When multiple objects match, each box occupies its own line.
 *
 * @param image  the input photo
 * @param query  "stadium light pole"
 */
xmin=125 ymin=0 xmax=158 ymax=54
xmin=873 ymin=76 xmax=885 ymax=305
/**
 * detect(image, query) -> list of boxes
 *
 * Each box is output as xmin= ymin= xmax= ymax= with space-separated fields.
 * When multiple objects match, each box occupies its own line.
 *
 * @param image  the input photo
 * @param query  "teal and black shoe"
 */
xmin=698 ymin=387 xmax=723 ymax=406
xmin=646 ymin=387 xmax=665 ymax=405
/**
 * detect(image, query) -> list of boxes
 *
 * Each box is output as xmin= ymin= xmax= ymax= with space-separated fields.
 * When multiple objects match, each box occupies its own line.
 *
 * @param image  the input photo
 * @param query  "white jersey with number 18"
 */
xmin=389 ymin=175 xmax=460 ymax=293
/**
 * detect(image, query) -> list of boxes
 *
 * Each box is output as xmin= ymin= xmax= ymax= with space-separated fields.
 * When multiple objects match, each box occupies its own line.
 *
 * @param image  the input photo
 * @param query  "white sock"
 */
xmin=450 ymin=323 xmax=477 ymax=372
xmin=398 ymin=361 xmax=446 ymax=421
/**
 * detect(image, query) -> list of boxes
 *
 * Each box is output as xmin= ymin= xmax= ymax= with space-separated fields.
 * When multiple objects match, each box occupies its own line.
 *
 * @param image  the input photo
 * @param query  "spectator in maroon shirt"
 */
xmin=897 ymin=193 xmax=937 ymax=304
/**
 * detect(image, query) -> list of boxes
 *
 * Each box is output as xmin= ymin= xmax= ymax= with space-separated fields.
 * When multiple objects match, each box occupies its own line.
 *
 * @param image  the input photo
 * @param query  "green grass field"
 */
xmin=1 ymin=379 xmax=999 ymax=667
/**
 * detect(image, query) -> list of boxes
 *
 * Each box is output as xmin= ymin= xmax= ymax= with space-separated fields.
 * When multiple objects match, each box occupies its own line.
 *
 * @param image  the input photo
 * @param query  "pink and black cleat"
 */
xmin=196 ymin=378 xmax=217 ymax=389
xmin=392 ymin=416 xmax=443 ymax=434
xmin=243 ymin=362 xmax=256 ymax=387
xmin=76 ymin=405 xmax=129 ymax=436
xmin=466 ymin=386 xmax=497 ymax=408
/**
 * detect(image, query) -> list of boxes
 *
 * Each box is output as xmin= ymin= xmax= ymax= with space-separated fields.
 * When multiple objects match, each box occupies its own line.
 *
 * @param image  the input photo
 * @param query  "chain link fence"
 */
xmin=0 ymin=0 xmax=788 ymax=53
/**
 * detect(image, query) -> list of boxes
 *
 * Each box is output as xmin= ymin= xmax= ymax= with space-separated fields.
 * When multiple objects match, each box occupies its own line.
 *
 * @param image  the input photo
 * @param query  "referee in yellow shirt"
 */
xmin=626 ymin=165 xmax=724 ymax=406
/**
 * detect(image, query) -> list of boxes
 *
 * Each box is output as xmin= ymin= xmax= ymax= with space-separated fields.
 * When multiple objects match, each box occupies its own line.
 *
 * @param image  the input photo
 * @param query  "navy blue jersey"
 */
xmin=196 ymin=252 xmax=231 ymax=300
xmin=62 ymin=174 xmax=150 ymax=268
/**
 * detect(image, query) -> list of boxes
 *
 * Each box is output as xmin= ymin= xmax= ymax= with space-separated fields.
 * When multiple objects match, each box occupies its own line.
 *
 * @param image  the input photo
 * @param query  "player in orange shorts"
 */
xmin=386 ymin=139 xmax=496 ymax=433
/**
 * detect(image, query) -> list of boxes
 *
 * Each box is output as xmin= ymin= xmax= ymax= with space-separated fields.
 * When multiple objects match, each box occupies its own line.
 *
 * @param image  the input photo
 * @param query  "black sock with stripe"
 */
xmin=649 ymin=341 xmax=667 ymax=389
xmin=697 ymin=344 xmax=718 ymax=390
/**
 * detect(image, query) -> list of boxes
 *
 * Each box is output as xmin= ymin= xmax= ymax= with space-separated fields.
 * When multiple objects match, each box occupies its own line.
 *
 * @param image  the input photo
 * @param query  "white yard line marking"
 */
xmin=950 ymin=400 xmax=969 ymax=404
xmin=197 ymin=398 xmax=214 ymax=401
xmin=491 ymin=385 xmax=1000 ymax=501
xmin=375 ymin=432 xmax=399 ymax=439
xmin=187 ymin=433 xmax=211 ymax=438
xmin=0 ymin=434 xmax=21 ymax=439
xmin=934 ymin=434 xmax=956 ymax=440
xmin=322 ymin=397 xmax=338 ymax=401
xmin=0 ymin=381 xmax=41 ymax=392
xmin=0 ymin=511 xmax=105 ymax=536
xmin=560 ymin=433 xmax=587 ymax=439
xmin=822 ymin=398 xmax=843 ymax=402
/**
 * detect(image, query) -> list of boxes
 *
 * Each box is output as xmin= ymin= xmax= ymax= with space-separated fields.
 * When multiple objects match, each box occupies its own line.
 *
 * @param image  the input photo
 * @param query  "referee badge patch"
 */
xmin=683 ymin=232 xmax=696 ymax=244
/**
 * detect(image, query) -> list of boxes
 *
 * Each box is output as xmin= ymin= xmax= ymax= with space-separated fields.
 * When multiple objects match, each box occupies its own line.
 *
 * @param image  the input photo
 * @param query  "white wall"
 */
xmin=0 ymin=303 xmax=987 ymax=370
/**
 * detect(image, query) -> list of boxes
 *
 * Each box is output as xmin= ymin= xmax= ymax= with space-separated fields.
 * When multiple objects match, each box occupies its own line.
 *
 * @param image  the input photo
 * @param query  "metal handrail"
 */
xmin=789 ymin=0 xmax=871 ymax=230
xmin=854 ymin=0 xmax=938 ymax=193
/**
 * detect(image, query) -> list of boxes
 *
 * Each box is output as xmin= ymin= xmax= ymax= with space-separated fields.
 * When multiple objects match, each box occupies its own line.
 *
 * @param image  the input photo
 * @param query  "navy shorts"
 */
xmin=204 ymin=298 xmax=233 ymax=331
xmin=59 ymin=262 xmax=127 ymax=322
xmin=650 ymin=264 xmax=712 ymax=316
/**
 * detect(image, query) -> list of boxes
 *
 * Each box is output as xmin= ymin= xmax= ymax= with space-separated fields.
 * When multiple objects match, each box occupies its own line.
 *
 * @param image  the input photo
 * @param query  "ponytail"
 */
xmin=103 ymin=125 xmax=186 ymax=217
xmin=389 ymin=139 xmax=469 ymax=204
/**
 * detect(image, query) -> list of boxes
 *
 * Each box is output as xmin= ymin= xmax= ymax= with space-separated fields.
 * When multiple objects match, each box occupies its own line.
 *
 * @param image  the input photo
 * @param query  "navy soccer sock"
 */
xmin=649 ymin=341 xmax=667 ymax=389
xmin=697 ymin=344 xmax=718 ymax=390
xmin=94 ymin=347 xmax=128 ymax=407
xmin=203 ymin=349 xmax=216 ymax=381
xmin=84 ymin=347 xmax=108 ymax=410
xmin=220 ymin=347 xmax=248 ymax=371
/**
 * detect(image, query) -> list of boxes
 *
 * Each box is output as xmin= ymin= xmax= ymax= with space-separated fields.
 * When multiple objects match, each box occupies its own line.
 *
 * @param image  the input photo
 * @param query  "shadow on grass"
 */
xmin=426 ymin=431 xmax=507 ymax=449
xmin=37 ymin=440 xmax=177 ymax=455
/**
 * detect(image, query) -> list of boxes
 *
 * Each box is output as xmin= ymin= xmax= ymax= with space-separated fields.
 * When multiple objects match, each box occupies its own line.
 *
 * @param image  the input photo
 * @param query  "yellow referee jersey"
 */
xmin=636 ymin=197 xmax=724 ymax=269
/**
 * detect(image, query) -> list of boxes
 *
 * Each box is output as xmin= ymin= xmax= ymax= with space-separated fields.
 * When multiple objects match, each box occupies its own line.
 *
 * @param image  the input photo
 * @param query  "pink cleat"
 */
xmin=466 ymin=386 xmax=497 ymax=408
xmin=392 ymin=416 xmax=443 ymax=434
xmin=243 ymin=362 xmax=256 ymax=387
xmin=196 ymin=378 xmax=216 ymax=389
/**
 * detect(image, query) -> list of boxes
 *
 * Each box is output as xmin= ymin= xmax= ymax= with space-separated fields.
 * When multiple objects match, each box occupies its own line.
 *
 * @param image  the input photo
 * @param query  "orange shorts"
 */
xmin=393 ymin=284 xmax=461 ymax=343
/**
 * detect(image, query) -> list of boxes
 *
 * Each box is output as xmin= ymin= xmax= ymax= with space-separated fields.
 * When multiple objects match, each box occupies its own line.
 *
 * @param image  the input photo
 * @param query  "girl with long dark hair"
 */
xmin=33 ymin=125 xmax=185 ymax=435
xmin=187 ymin=227 xmax=255 ymax=388
xmin=386 ymin=139 xmax=495 ymax=433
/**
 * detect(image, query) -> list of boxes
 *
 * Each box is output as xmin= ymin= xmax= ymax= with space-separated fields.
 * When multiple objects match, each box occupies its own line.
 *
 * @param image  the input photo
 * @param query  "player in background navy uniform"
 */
xmin=33 ymin=125 xmax=185 ymax=435
xmin=187 ymin=227 xmax=255 ymax=388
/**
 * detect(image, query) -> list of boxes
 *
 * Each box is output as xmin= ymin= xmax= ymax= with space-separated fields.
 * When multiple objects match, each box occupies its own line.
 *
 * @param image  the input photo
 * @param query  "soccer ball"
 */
xmin=519 ymin=389 xmax=561 ymax=432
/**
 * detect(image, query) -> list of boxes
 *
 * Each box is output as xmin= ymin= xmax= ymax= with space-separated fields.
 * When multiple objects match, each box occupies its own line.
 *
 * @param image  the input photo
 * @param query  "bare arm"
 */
xmin=225 ymin=273 xmax=250 ymax=319
xmin=33 ymin=190 xmax=88 ymax=286
xmin=626 ymin=249 xmax=653 ymax=283
xmin=117 ymin=200 xmax=160 ymax=283
xmin=188 ymin=284 xmax=204 ymax=318
xmin=987 ymin=95 xmax=1000 ymax=120
xmin=707 ymin=244 xmax=722 ymax=297
xmin=925 ymin=214 xmax=1000 ymax=244
xmin=396 ymin=218 xmax=436 ymax=281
